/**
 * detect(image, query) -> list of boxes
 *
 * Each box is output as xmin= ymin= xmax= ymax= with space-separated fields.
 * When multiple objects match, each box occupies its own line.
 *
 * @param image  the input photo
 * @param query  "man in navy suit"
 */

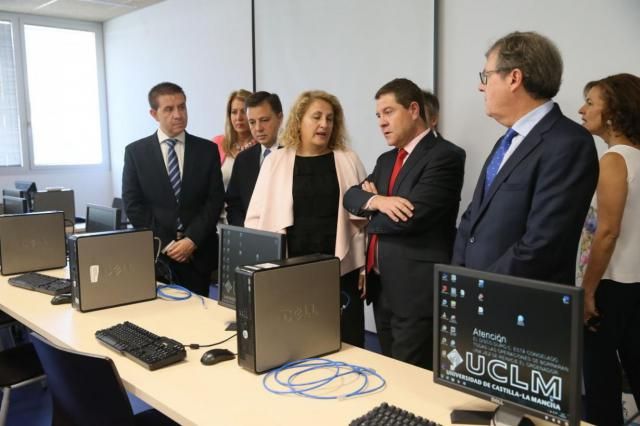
xmin=122 ymin=82 xmax=224 ymax=296
xmin=344 ymin=78 xmax=465 ymax=370
xmin=453 ymin=31 xmax=599 ymax=286
xmin=225 ymin=91 xmax=283 ymax=226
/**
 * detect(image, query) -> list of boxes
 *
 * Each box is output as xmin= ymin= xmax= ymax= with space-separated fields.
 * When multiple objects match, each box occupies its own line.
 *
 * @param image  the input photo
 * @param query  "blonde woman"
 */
xmin=212 ymin=89 xmax=255 ymax=188
xmin=245 ymin=90 xmax=367 ymax=347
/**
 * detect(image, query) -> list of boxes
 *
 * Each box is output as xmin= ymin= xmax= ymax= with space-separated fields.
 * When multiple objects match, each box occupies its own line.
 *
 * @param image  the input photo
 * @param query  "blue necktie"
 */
xmin=165 ymin=139 xmax=183 ymax=230
xmin=484 ymin=128 xmax=518 ymax=194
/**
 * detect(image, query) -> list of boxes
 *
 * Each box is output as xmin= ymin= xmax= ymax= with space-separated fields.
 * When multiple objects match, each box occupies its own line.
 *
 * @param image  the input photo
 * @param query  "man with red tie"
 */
xmin=344 ymin=78 xmax=465 ymax=370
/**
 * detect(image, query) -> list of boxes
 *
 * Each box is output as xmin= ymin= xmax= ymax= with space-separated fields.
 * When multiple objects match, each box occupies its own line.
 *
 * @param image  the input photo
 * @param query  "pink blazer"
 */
xmin=245 ymin=146 xmax=368 ymax=275
xmin=212 ymin=135 xmax=226 ymax=164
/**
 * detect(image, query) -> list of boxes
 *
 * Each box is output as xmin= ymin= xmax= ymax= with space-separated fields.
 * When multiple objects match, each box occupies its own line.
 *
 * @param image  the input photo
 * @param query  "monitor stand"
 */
xmin=451 ymin=407 xmax=534 ymax=426
xmin=493 ymin=406 xmax=534 ymax=426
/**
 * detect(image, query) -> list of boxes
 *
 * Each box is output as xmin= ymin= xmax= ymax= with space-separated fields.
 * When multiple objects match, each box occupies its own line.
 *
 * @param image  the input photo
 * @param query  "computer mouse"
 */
xmin=50 ymin=293 xmax=72 ymax=305
xmin=200 ymin=348 xmax=235 ymax=366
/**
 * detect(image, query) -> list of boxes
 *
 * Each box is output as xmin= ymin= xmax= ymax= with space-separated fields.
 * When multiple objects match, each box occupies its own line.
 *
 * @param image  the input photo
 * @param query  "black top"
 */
xmin=287 ymin=152 xmax=339 ymax=257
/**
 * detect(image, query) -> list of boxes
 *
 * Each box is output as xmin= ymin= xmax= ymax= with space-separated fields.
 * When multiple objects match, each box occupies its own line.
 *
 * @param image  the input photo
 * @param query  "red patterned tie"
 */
xmin=366 ymin=148 xmax=408 ymax=272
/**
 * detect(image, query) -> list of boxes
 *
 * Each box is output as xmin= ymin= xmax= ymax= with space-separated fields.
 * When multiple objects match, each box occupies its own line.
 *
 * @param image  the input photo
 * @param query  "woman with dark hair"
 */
xmin=579 ymin=73 xmax=640 ymax=426
xmin=245 ymin=90 xmax=367 ymax=347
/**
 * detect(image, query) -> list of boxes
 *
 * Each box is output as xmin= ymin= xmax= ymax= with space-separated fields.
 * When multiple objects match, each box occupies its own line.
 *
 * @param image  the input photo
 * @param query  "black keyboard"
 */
xmin=8 ymin=272 xmax=71 ymax=295
xmin=95 ymin=321 xmax=186 ymax=370
xmin=350 ymin=402 xmax=442 ymax=426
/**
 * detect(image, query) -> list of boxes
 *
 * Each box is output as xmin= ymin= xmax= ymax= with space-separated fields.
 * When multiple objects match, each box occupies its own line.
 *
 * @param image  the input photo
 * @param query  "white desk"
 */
xmin=0 ymin=268 xmax=580 ymax=425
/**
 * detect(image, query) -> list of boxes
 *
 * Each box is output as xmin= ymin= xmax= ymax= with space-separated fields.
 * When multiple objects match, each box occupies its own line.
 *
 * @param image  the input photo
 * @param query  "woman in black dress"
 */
xmin=245 ymin=90 xmax=368 ymax=347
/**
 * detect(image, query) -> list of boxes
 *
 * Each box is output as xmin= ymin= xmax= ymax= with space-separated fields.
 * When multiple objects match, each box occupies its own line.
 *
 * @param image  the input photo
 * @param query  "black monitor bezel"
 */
xmin=85 ymin=203 xmax=122 ymax=233
xmin=432 ymin=264 xmax=583 ymax=426
xmin=217 ymin=224 xmax=286 ymax=310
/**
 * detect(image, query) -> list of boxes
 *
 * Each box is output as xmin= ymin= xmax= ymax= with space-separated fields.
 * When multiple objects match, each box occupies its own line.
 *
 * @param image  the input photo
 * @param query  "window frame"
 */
xmin=0 ymin=11 xmax=109 ymax=174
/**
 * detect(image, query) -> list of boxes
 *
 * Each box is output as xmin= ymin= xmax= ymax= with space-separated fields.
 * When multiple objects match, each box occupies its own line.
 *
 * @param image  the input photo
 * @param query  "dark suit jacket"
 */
xmin=225 ymin=143 xmax=261 ymax=226
xmin=344 ymin=131 xmax=466 ymax=316
xmin=122 ymin=131 xmax=224 ymax=275
xmin=452 ymin=104 xmax=599 ymax=285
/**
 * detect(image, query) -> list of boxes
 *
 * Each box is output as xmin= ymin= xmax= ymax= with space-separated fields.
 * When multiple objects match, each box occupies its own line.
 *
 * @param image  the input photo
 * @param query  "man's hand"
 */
xmin=358 ymin=272 xmax=366 ymax=299
xmin=166 ymin=238 xmax=196 ymax=263
xmin=362 ymin=181 xmax=379 ymax=195
xmin=370 ymin=195 xmax=414 ymax=222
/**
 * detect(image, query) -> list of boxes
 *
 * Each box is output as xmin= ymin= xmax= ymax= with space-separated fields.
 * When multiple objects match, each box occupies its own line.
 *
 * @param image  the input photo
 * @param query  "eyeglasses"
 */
xmin=479 ymin=69 xmax=507 ymax=85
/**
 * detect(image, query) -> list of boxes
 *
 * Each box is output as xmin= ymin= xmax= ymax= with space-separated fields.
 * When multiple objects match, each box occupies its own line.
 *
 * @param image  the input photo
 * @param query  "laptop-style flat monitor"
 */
xmin=14 ymin=180 xmax=37 ymax=193
xmin=85 ymin=204 xmax=122 ymax=233
xmin=433 ymin=265 xmax=583 ymax=426
xmin=2 ymin=195 xmax=28 ymax=214
xmin=218 ymin=224 xmax=286 ymax=309
xmin=0 ymin=211 xmax=67 ymax=275
xmin=31 ymin=190 xmax=75 ymax=225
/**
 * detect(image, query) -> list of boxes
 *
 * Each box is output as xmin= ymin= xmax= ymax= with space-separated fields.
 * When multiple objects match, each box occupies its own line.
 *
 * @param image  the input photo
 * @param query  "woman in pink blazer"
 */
xmin=245 ymin=90 xmax=368 ymax=347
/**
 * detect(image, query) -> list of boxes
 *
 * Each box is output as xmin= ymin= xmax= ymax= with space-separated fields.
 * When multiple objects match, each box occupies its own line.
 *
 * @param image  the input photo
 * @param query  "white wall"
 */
xmin=254 ymin=0 xmax=435 ymax=171
xmin=103 ymin=0 xmax=253 ymax=196
xmin=437 ymin=0 xmax=640 ymax=212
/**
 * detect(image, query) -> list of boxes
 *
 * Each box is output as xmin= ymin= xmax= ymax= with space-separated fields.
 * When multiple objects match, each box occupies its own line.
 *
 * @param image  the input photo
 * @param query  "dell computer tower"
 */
xmin=235 ymin=254 xmax=341 ymax=374
xmin=68 ymin=229 xmax=156 ymax=312
xmin=0 ymin=211 xmax=67 ymax=275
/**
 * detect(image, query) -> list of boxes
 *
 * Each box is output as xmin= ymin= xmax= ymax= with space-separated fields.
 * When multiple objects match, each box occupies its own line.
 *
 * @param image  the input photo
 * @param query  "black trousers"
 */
xmin=341 ymin=269 xmax=365 ymax=348
xmin=583 ymin=279 xmax=640 ymax=426
xmin=369 ymin=266 xmax=434 ymax=370
xmin=157 ymin=255 xmax=211 ymax=297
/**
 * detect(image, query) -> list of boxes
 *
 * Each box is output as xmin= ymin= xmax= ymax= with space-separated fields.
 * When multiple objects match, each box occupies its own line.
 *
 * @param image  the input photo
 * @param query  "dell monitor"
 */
xmin=218 ymin=224 xmax=286 ymax=310
xmin=31 ymin=189 xmax=76 ymax=225
xmin=433 ymin=265 xmax=583 ymax=426
xmin=2 ymin=196 xmax=29 ymax=214
xmin=3 ymin=188 xmax=25 ymax=198
xmin=14 ymin=180 xmax=37 ymax=193
xmin=85 ymin=204 xmax=122 ymax=233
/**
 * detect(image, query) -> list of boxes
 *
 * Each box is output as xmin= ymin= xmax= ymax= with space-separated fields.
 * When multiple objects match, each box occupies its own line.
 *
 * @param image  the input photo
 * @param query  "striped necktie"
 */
xmin=165 ymin=139 xmax=183 ymax=230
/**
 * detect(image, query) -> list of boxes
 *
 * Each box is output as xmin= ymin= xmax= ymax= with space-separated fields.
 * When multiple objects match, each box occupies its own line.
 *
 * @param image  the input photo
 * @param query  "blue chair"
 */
xmin=29 ymin=333 xmax=178 ymax=426
xmin=0 ymin=337 xmax=45 ymax=426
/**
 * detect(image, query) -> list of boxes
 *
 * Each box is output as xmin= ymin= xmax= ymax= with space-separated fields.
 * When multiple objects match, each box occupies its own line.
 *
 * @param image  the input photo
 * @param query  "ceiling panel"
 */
xmin=0 ymin=0 xmax=165 ymax=22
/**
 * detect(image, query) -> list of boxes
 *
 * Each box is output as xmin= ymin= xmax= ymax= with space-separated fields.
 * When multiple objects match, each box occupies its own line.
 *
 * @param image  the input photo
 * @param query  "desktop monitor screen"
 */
xmin=14 ymin=180 xmax=37 ymax=193
xmin=85 ymin=204 xmax=122 ymax=233
xmin=218 ymin=224 xmax=286 ymax=309
xmin=2 ymin=196 xmax=28 ymax=214
xmin=433 ymin=265 xmax=583 ymax=426
xmin=31 ymin=190 xmax=75 ymax=225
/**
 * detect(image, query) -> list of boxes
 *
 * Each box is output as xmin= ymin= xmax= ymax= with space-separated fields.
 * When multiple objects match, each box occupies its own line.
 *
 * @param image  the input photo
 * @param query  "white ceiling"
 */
xmin=0 ymin=0 xmax=165 ymax=22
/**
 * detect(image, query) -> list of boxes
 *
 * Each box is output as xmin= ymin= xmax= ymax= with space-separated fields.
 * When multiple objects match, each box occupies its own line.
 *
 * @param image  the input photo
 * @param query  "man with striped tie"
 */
xmin=123 ymin=82 xmax=224 ymax=296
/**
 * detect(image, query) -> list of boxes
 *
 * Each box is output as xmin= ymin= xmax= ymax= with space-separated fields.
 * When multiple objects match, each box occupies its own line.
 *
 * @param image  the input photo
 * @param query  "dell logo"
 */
xmin=21 ymin=238 xmax=49 ymax=249
xmin=281 ymin=304 xmax=319 ymax=322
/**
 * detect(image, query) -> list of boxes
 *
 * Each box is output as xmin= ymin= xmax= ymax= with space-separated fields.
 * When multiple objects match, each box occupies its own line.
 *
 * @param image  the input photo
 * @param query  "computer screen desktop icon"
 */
xmin=433 ymin=264 xmax=583 ymax=426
